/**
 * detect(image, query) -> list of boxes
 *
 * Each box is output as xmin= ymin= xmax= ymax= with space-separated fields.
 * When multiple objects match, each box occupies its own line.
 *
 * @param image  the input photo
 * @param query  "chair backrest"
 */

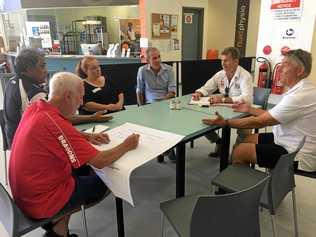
xmin=264 ymin=136 xmax=306 ymax=212
xmin=191 ymin=176 xmax=269 ymax=237
xmin=0 ymin=109 xmax=9 ymax=151
xmin=0 ymin=183 xmax=18 ymax=237
xmin=253 ymin=87 xmax=271 ymax=109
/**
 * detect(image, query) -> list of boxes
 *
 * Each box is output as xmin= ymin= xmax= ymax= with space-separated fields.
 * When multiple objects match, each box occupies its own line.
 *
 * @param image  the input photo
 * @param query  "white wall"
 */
xmin=143 ymin=0 xmax=209 ymax=61
xmin=207 ymin=0 xmax=237 ymax=55
xmin=207 ymin=0 xmax=260 ymax=57
xmin=246 ymin=0 xmax=260 ymax=57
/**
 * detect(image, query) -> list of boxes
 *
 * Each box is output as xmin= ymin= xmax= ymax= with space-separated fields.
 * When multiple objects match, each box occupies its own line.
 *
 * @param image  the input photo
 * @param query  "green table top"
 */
xmin=77 ymin=95 xmax=245 ymax=141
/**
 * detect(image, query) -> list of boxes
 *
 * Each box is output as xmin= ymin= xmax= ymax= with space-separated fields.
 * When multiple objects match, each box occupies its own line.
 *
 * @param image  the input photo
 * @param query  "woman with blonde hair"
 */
xmin=76 ymin=56 xmax=124 ymax=115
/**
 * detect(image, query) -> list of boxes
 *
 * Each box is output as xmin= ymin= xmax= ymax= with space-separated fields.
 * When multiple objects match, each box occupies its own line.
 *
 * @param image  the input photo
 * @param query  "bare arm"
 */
xmin=137 ymin=91 xmax=145 ymax=105
xmin=88 ymin=134 xmax=140 ymax=168
xmin=83 ymin=92 xmax=124 ymax=112
xmin=164 ymin=91 xmax=176 ymax=100
xmin=69 ymin=112 xmax=113 ymax=125
xmin=232 ymin=103 xmax=266 ymax=117
xmin=116 ymin=93 xmax=124 ymax=110
xmin=83 ymin=101 xmax=112 ymax=112
xmin=227 ymin=112 xmax=279 ymax=129
xmin=192 ymin=91 xmax=204 ymax=101
xmin=202 ymin=111 xmax=280 ymax=129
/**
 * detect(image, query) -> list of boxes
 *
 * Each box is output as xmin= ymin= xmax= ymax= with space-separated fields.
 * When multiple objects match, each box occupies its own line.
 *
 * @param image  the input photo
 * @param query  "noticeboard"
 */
xmin=151 ymin=13 xmax=178 ymax=39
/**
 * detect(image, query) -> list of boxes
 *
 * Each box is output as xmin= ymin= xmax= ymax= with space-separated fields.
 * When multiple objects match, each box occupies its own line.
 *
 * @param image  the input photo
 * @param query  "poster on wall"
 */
xmin=255 ymin=0 xmax=315 ymax=90
xmin=152 ymin=13 xmax=178 ymax=39
xmin=25 ymin=21 xmax=52 ymax=48
xmin=119 ymin=18 xmax=141 ymax=53
xmin=184 ymin=13 xmax=193 ymax=24
xmin=271 ymin=0 xmax=303 ymax=21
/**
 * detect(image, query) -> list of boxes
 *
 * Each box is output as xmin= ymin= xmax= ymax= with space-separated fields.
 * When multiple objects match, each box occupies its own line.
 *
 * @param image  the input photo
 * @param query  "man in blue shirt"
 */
xmin=136 ymin=47 xmax=176 ymax=162
xmin=136 ymin=47 xmax=176 ymax=105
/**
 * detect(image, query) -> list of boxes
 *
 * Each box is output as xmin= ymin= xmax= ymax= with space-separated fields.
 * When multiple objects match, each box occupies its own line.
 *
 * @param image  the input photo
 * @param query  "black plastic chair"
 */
xmin=253 ymin=87 xmax=271 ymax=110
xmin=211 ymin=137 xmax=306 ymax=237
xmin=0 ymin=181 xmax=111 ymax=237
xmin=0 ymin=109 xmax=9 ymax=185
xmin=160 ymin=175 xmax=269 ymax=237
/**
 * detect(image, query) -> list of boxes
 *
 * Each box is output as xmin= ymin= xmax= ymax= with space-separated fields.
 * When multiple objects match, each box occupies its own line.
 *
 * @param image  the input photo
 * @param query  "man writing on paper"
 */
xmin=192 ymin=47 xmax=253 ymax=157
xmin=136 ymin=47 xmax=176 ymax=162
xmin=202 ymin=49 xmax=316 ymax=172
xmin=9 ymin=72 xmax=139 ymax=237
xmin=4 ymin=48 xmax=111 ymax=147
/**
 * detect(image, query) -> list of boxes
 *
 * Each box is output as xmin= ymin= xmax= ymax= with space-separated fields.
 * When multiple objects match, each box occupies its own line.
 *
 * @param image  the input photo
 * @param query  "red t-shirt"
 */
xmin=9 ymin=100 xmax=99 ymax=219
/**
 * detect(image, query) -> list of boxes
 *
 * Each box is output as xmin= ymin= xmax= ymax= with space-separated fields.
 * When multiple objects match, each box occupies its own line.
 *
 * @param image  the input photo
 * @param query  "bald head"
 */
xmin=48 ymin=72 xmax=84 ymax=117
xmin=48 ymin=72 xmax=83 ymax=99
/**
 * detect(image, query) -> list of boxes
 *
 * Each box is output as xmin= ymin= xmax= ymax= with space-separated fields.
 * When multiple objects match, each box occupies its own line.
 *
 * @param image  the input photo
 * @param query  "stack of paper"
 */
xmin=189 ymin=97 xmax=210 ymax=106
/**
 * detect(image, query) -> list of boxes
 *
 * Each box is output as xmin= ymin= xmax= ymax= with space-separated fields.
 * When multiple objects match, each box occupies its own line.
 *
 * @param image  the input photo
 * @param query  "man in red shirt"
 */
xmin=9 ymin=72 xmax=140 ymax=237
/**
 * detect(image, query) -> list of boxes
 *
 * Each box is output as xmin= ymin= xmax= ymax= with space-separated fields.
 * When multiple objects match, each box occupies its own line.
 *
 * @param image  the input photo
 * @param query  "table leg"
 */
xmin=176 ymin=142 xmax=186 ymax=198
xmin=115 ymin=197 xmax=125 ymax=237
xmin=220 ymin=126 xmax=231 ymax=171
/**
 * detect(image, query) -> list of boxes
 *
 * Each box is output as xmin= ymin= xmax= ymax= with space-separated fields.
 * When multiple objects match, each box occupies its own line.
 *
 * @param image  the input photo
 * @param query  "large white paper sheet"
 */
xmin=91 ymin=123 xmax=184 ymax=206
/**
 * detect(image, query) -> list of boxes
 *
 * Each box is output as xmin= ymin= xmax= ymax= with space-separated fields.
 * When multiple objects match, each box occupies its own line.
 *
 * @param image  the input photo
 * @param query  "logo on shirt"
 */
xmin=58 ymin=135 xmax=77 ymax=164
xmin=220 ymin=79 xmax=225 ymax=88
xmin=92 ymin=87 xmax=102 ymax=93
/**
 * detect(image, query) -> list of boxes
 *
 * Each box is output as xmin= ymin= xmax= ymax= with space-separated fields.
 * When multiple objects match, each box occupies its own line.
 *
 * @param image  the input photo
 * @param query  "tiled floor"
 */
xmin=1 ymin=136 xmax=316 ymax=237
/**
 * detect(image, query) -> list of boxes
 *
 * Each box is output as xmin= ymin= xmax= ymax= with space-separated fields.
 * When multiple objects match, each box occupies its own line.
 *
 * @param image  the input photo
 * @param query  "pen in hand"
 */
xmin=92 ymin=125 xmax=96 ymax=133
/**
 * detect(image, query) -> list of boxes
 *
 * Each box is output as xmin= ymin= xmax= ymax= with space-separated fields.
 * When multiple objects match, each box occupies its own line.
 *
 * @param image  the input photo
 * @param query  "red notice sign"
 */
xmin=271 ymin=0 xmax=300 ymax=9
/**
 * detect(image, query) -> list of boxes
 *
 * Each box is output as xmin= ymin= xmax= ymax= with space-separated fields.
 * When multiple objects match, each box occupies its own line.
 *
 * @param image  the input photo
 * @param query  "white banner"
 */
xmin=255 ymin=0 xmax=315 ymax=83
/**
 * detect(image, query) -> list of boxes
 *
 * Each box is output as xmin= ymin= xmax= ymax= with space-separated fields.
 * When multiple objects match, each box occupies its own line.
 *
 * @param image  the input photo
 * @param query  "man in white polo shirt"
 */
xmin=192 ymin=47 xmax=253 ymax=157
xmin=202 ymin=49 xmax=316 ymax=171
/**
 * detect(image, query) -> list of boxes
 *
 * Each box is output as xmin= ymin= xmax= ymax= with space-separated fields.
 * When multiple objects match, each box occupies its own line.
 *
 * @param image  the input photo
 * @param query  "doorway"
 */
xmin=182 ymin=7 xmax=204 ymax=60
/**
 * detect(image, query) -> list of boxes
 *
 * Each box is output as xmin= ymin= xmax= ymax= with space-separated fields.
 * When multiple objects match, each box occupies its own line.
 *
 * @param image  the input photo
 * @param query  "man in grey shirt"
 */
xmin=136 ymin=47 xmax=176 ymax=105
xmin=136 ymin=47 xmax=176 ymax=162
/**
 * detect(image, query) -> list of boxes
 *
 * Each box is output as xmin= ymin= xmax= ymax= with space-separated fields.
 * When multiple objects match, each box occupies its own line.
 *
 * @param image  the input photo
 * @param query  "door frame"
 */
xmin=181 ymin=7 xmax=204 ymax=60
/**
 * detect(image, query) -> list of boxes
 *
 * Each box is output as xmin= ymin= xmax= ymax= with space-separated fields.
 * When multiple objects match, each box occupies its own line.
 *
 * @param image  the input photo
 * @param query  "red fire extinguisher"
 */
xmin=271 ymin=62 xmax=283 ymax=94
xmin=256 ymin=57 xmax=271 ymax=88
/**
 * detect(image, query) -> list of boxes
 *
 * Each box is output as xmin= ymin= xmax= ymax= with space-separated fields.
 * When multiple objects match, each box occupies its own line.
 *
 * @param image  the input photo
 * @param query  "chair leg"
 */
xmin=81 ymin=205 xmax=89 ymax=237
xmin=4 ymin=151 xmax=8 ymax=185
xmin=161 ymin=213 xmax=165 ymax=237
xmin=270 ymin=214 xmax=277 ymax=237
xmin=292 ymin=189 xmax=299 ymax=237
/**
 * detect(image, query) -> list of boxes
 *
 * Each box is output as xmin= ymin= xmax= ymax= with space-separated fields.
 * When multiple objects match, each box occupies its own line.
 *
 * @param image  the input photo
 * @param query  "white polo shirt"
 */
xmin=269 ymin=78 xmax=316 ymax=172
xmin=196 ymin=65 xmax=253 ymax=103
